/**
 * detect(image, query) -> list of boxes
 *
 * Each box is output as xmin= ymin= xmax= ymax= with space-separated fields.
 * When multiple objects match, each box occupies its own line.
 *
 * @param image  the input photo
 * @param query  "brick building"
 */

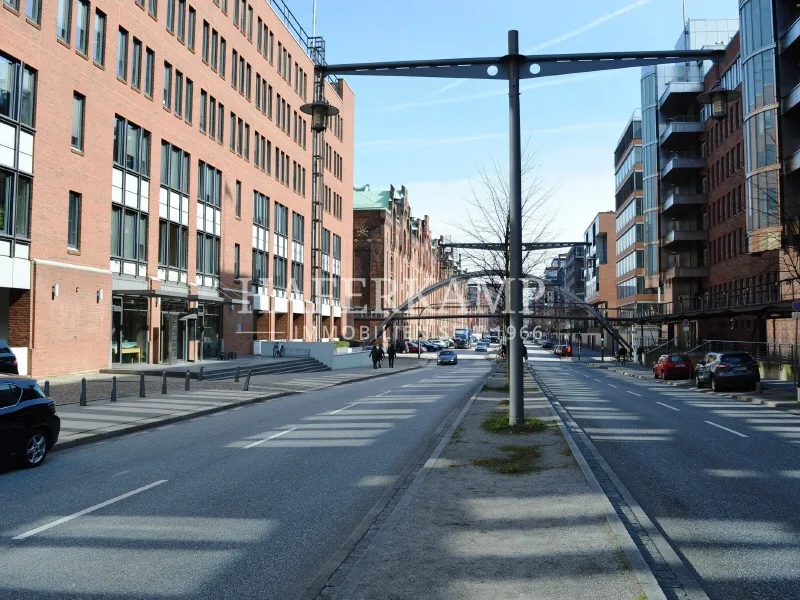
xmin=0 ymin=0 xmax=353 ymax=376
xmin=352 ymin=184 xmax=469 ymax=344
xmin=582 ymin=211 xmax=616 ymax=350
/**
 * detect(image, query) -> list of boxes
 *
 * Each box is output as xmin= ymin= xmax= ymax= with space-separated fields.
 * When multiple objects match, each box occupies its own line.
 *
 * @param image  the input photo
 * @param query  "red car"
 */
xmin=653 ymin=353 xmax=693 ymax=380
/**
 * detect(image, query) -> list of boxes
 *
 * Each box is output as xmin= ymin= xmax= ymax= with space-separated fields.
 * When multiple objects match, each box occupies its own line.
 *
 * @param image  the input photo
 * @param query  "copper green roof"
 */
xmin=353 ymin=184 xmax=391 ymax=211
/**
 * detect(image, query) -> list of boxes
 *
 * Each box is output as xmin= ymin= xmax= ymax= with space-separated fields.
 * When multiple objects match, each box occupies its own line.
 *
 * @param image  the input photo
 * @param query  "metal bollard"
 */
xmin=80 ymin=378 xmax=87 ymax=406
xmin=161 ymin=372 xmax=168 ymax=394
xmin=198 ymin=366 xmax=204 ymax=382
xmin=235 ymin=366 xmax=241 ymax=382
xmin=44 ymin=380 xmax=50 ymax=398
xmin=111 ymin=376 xmax=117 ymax=402
xmin=243 ymin=370 xmax=251 ymax=391
xmin=139 ymin=373 xmax=146 ymax=398
xmin=185 ymin=370 xmax=191 ymax=391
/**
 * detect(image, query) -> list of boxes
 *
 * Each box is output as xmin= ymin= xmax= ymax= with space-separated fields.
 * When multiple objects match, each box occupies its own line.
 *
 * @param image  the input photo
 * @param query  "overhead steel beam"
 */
xmin=439 ymin=242 xmax=590 ymax=250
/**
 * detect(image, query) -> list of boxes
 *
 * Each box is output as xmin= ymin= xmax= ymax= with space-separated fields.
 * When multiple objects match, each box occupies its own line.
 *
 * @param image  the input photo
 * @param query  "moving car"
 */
xmin=475 ymin=342 xmax=489 ymax=352
xmin=0 ymin=376 xmax=60 ymax=468
xmin=653 ymin=353 xmax=693 ymax=380
xmin=559 ymin=345 xmax=573 ymax=357
xmin=437 ymin=350 xmax=458 ymax=366
xmin=695 ymin=352 xmax=760 ymax=392
xmin=541 ymin=341 xmax=554 ymax=349
xmin=0 ymin=341 xmax=19 ymax=375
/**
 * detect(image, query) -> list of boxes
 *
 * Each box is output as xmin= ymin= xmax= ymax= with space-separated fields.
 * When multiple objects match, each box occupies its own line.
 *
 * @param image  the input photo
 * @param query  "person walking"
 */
xmin=370 ymin=345 xmax=380 ymax=369
xmin=522 ymin=345 xmax=528 ymax=361
xmin=387 ymin=344 xmax=396 ymax=368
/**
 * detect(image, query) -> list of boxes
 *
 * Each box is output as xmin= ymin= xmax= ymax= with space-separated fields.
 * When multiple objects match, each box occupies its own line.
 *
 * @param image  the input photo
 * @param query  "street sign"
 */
xmin=682 ymin=318 xmax=690 ymax=332
xmin=793 ymin=300 xmax=800 ymax=318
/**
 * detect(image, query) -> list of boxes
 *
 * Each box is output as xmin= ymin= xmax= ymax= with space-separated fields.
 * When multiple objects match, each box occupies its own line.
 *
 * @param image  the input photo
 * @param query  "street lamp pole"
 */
xmin=507 ymin=31 xmax=524 ymax=424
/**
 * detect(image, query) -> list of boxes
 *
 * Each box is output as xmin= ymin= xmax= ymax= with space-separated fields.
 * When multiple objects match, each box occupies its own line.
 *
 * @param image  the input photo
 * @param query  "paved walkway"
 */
xmin=325 ymin=367 xmax=651 ymax=600
xmin=53 ymin=362 xmax=425 ymax=451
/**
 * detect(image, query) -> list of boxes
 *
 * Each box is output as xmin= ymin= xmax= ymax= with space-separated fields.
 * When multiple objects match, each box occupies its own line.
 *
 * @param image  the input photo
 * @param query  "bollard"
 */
xmin=162 ymin=372 xmax=168 ymax=394
xmin=243 ymin=370 xmax=251 ymax=391
xmin=198 ymin=366 xmax=204 ymax=382
xmin=111 ymin=376 xmax=117 ymax=402
xmin=80 ymin=378 xmax=87 ymax=406
xmin=44 ymin=380 xmax=50 ymax=398
xmin=756 ymin=382 xmax=762 ymax=395
xmin=185 ymin=370 xmax=191 ymax=391
xmin=139 ymin=373 xmax=146 ymax=398
xmin=235 ymin=366 xmax=241 ymax=382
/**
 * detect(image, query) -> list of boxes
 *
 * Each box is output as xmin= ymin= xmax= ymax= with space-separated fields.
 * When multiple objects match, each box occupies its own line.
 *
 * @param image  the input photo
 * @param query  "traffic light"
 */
xmin=601 ymin=333 xmax=605 ymax=345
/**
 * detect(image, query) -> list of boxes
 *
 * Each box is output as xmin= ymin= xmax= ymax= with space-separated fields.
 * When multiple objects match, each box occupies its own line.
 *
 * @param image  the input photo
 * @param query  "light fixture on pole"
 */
xmin=301 ymin=100 xmax=339 ymax=132
xmin=697 ymin=83 xmax=740 ymax=120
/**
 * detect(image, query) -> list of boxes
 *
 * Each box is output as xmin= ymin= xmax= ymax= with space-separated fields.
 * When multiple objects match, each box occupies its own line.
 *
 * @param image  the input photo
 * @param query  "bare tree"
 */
xmin=446 ymin=142 xmax=559 ymax=339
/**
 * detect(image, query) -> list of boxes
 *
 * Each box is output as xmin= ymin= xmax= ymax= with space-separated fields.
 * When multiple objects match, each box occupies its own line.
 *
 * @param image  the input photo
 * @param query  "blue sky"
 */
xmin=293 ymin=0 xmax=737 ymax=243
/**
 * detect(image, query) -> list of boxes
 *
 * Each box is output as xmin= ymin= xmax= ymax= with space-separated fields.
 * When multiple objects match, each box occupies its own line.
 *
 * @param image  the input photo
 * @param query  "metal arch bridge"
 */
xmin=363 ymin=271 xmax=632 ymax=353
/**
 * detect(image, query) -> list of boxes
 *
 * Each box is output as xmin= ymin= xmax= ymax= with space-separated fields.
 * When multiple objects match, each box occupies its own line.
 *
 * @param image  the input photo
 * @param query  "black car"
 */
xmin=695 ymin=352 xmax=760 ymax=392
xmin=0 ymin=377 xmax=60 ymax=468
xmin=541 ymin=341 xmax=554 ymax=349
xmin=437 ymin=350 xmax=458 ymax=366
xmin=0 ymin=340 xmax=19 ymax=374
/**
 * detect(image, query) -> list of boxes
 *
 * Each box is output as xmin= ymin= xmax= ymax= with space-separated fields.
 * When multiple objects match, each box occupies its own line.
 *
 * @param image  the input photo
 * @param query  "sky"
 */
xmin=289 ymin=0 xmax=738 ymax=249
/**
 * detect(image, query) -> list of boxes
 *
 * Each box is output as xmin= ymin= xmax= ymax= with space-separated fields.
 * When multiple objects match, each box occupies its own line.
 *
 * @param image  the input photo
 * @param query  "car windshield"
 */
xmin=720 ymin=353 xmax=754 ymax=363
xmin=440 ymin=351 xmax=454 ymax=356
xmin=669 ymin=355 xmax=689 ymax=362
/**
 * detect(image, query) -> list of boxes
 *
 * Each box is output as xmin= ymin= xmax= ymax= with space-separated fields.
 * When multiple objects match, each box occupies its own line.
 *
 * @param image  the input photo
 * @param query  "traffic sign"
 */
xmin=793 ymin=299 xmax=800 ymax=313
xmin=682 ymin=318 xmax=690 ymax=332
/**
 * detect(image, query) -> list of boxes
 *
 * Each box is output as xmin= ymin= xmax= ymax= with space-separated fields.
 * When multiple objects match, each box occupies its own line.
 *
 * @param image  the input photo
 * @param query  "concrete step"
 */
xmin=201 ymin=358 xmax=330 ymax=380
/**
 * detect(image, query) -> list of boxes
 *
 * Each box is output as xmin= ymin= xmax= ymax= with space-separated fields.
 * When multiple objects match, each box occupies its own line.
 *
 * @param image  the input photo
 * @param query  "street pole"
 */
xmin=507 ymin=30 xmax=523 ymax=426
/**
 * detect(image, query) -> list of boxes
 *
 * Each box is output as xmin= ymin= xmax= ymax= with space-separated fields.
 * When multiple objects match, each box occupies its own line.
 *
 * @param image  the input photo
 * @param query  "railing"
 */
xmin=667 ymin=115 xmax=703 ymax=123
xmin=664 ymin=221 xmax=706 ymax=233
xmin=689 ymin=340 xmax=795 ymax=366
xmin=665 ymin=255 xmax=706 ymax=268
xmin=670 ymin=280 xmax=784 ymax=313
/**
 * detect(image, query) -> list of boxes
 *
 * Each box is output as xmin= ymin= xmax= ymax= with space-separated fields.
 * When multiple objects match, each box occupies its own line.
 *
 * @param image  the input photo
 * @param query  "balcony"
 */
xmin=780 ymin=14 xmax=800 ymax=54
xmin=660 ymin=152 xmax=705 ymax=184
xmin=663 ymin=255 xmax=708 ymax=280
xmin=661 ymin=188 xmax=706 ymax=215
xmin=662 ymin=221 xmax=707 ymax=246
xmin=658 ymin=81 xmax=704 ymax=113
xmin=785 ymin=147 xmax=800 ymax=175
xmin=659 ymin=116 xmax=704 ymax=150
xmin=783 ymin=80 xmax=800 ymax=114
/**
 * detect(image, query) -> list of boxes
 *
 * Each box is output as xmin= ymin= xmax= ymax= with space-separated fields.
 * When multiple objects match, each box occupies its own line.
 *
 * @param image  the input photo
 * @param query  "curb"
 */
xmin=584 ymin=363 xmax=800 ymax=413
xmin=52 ymin=365 xmax=426 ymax=453
xmin=319 ymin=365 xmax=497 ymax=600
xmin=529 ymin=365 xmax=669 ymax=600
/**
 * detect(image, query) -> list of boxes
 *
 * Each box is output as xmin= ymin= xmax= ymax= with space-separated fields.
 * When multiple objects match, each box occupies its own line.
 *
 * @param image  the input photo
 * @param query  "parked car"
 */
xmin=406 ymin=341 xmax=420 ymax=353
xmin=0 ymin=376 xmax=60 ymax=468
xmin=541 ymin=341 xmax=554 ymax=349
xmin=0 ymin=341 xmax=19 ymax=375
xmin=437 ymin=350 xmax=458 ymax=366
xmin=475 ymin=342 xmax=489 ymax=352
xmin=558 ymin=345 xmax=573 ymax=357
xmin=695 ymin=352 xmax=760 ymax=392
xmin=653 ymin=353 xmax=693 ymax=380
xmin=421 ymin=341 xmax=439 ymax=352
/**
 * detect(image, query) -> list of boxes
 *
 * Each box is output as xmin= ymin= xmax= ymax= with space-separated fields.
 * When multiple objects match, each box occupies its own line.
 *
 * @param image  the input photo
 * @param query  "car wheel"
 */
xmin=710 ymin=376 xmax=719 ymax=392
xmin=21 ymin=429 xmax=49 ymax=468
xmin=653 ymin=371 xmax=659 ymax=379
xmin=695 ymin=376 xmax=704 ymax=389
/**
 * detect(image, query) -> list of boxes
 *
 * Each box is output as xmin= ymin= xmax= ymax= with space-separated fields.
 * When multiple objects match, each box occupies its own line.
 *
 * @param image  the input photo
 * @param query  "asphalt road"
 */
xmin=530 ymin=346 xmax=800 ymax=600
xmin=0 ymin=362 xmax=491 ymax=600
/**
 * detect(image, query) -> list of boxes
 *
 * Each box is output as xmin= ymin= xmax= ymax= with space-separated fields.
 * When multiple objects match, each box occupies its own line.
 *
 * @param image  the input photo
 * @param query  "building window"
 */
xmin=229 ymin=112 xmax=236 ymax=150
xmin=246 ymin=63 xmax=251 ymax=99
xmin=148 ymin=0 xmax=157 ymax=18
xmin=92 ymin=10 xmax=106 ymax=65
xmin=235 ymin=180 xmax=241 ymax=217
xmin=158 ymin=141 xmax=190 ymax=278
xmin=131 ymin=39 xmax=142 ymax=90
xmin=247 ymin=5 xmax=253 ymax=40
xmin=220 ymin=38 xmax=226 ymax=77
xmin=234 ymin=243 xmax=240 ymax=279
xmin=217 ymin=102 xmax=224 ymax=142
xmin=174 ymin=70 xmax=183 ymax=117
xmin=0 ymin=54 xmax=36 ymax=242
xmin=144 ymin=47 xmax=155 ymax=97
xmin=332 ymin=234 xmax=341 ymax=300
xmin=71 ymin=92 xmax=85 ymax=151
xmin=199 ymin=89 xmax=207 ymax=132
xmin=68 ymin=191 xmax=81 ymax=249
xmin=111 ymin=116 xmax=151 ymax=271
xmin=252 ymin=190 xmax=269 ymax=292
xmin=116 ymin=28 xmax=129 ymax=81
xmin=244 ymin=123 xmax=249 ymax=160
xmin=209 ymin=97 xmax=216 ymax=140
xmin=25 ymin=0 xmax=42 ymax=24
xmin=185 ymin=79 xmax=193 ymax=123
xmin=166 ymin=0 xmax=175 ymax=32
xmin=163 ymin=62 xmax=172 ymax=109
xmin=176 ymin=0 xmax=186 ymax=41
xmin=57 ymin=0 xmax=72 ymax=43
xmin=211 ymin=30 xmax=218 ymax=71
xmin=232 ymin=50 xmax=238 ymax=88
xmin=202 ymin=21 xmax=209 ymax=63
xmin=187 ymin=6 xmax=196 ymax=50
xmin=75 ymin=0 xmax=90 ymax=54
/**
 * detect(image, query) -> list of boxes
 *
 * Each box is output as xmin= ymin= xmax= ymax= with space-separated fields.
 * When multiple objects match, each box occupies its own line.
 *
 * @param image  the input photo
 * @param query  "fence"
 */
xmin=689 ymin=340 xmax=795 ymax=367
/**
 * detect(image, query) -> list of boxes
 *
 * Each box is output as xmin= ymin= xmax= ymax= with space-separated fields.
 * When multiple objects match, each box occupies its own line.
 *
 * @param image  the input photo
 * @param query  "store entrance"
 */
xmin=159 ymin=301 xmax=196 ymax=364
xmin=111 ymin=296 xmax=149 ymax=364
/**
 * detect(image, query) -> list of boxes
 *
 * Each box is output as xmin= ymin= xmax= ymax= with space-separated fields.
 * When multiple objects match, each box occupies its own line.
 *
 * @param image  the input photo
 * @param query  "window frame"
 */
xmin=71 ymin=91 xmax=85 ymax=151
xmin=116 ymin=28 xmax=129 ymax=81
xmin=57 ymin=0 xmax=73 ymax=44
xmin=68 ymin=191 xmax=81 ymax=249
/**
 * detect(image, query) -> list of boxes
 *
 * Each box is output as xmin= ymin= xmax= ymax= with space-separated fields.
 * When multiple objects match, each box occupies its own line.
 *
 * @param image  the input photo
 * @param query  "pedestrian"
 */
xmin=370 ymin=345 xmax=380 ymax=369
xmin=377 ymin=346 xmax=385 ymax=368
xmin=387 ymin=344 xmax=396 ymax=368
xmin=522 ymin=345 xmax=528 ymax=361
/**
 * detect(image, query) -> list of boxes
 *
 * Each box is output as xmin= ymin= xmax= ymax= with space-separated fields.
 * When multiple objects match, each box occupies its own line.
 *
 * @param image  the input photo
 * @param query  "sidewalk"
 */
xmin=576 ymin=350 xmax=800 ymax=412
xmin=53 ymin=362 xmax=425 ymax=451
xmin=323 ymin=366 xmax=653 ymax=599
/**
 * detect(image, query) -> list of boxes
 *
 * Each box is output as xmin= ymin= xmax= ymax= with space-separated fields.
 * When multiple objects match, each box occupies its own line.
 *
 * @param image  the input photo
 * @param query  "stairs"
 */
xmin=200 ymin=357 xmax=330 ymax=380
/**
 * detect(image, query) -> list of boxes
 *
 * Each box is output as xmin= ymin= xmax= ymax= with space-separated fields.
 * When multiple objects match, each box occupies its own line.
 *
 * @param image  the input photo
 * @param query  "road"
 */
xmin=0 ymin=362 xmax=491 ymax=600
xmin=530 ymin=345 xmax=800 ymax=600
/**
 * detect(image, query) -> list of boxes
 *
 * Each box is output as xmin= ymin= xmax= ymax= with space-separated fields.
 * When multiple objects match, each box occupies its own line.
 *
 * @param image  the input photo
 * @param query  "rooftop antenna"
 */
xmin=312 ymin=0 xmax=317 ymax=38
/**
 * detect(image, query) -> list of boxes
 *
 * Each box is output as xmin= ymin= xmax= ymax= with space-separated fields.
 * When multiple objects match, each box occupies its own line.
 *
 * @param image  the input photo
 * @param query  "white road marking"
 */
xmin=592 ymin=378 xmax=600 ymax=382
xmin=13 ymin=480 xmax=168 ymax=540
xmin=626 ymin=391 xmax=642 ymax=397
xmin=376 ymin=391 xmax=390 ymax=397
xmin=656 ymin=401 xmax=680 ymax=412
xmin=608 ymin=384 xmax=618 ymax=389
xmin=328 ymin=402 xmax=359 ymax=415
xmin=705 ymin=420 xmax=749 ymax=438
xmin=243 ymin=427 xmax=299 ymax=449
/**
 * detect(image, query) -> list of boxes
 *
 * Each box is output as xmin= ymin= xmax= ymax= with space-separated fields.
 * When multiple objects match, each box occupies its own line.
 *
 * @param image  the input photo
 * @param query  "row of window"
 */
xmin=706 ymin=142 xmax=743 ymax=193
xmin=706 ymin=99 xmax=742 ymax=155
xmin=329 ymin=113 xmax=344 ymax=142
xmin=709 ymin=227 xmax=747 ymax=265
xmin=615 ymin=197 xmax=642 ymax=233
xmin=198 ymin=90 xmax=225 ymax=143
xmin=709 ymin=184 xmax=745 ymax=229
xmin=615 ymin=249 xmax=643 ymax=278
xmin=162 ymin=63 xmax=194 ymax=124
xmin=326 ymin=144 xmax=344 ymax=181
xmin=323 ymin=186 xmax=343 ymax=219
xmin=616 ymin=223 xmax=642 ymax=255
